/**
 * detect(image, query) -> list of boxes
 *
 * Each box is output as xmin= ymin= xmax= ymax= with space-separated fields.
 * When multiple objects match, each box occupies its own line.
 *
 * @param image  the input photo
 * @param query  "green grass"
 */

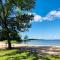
xmin=0 ymin=49 xmax=37 ymax=60
xmin=0 ymin=49 xmax=60 ymax=60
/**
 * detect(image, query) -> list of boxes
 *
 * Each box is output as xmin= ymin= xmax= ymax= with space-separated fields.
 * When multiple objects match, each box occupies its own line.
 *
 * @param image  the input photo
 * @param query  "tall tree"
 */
xmin=0 ymin=0 xmax=35 ymax=49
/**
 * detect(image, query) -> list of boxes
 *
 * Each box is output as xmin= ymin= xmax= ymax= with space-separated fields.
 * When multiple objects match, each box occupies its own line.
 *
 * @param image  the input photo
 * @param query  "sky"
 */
xmin=22 ymin=0 xmax=60 ymax=39
xmin=1 ymin=0 xmax=60 ymax=39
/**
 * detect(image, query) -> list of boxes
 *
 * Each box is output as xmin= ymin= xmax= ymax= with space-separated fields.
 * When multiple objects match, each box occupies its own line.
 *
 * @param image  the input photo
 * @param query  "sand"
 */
xmin=0 ymin=42 xmax=60 ymax=55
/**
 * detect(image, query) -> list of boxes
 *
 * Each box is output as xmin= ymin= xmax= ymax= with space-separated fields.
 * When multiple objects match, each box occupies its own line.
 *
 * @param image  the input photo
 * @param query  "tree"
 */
xmin=0 ymin=0 xmax=35 ymax=49
xmin=23 ymin=35 xmax=29 ymax=44
xmin=24 ymin=35 xmax=28 ymax=40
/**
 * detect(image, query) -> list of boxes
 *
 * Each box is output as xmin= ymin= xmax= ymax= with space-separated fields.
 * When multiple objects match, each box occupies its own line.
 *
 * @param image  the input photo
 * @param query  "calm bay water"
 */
xmin=22 ymin=40 xmax=60 ymax=46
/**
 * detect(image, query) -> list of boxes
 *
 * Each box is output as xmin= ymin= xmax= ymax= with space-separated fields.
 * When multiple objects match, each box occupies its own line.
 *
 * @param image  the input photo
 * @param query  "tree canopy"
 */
xmin=0 ymin=0 xmax=36 ymax=49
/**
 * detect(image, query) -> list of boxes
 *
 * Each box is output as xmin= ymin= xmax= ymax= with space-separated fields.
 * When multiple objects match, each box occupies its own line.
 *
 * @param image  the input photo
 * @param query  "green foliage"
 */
xmin=38 ymin=54 xmax=60 ymax=60
xmin=0 ymin=49 xmax=60 ymax=60
xmin=7 ymin=0 xmax=36 ymax=10
xmin=0 ymin=49 xmax=37 ymax=60
xmin=0 ymin=0 xmax=36 ymax=49
xmin=0 ymin=4 xmax=2 ymax=13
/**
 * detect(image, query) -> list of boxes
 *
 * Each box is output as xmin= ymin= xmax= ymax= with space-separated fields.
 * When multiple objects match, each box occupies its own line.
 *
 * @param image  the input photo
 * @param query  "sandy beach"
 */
xmin=0 ymin=42 xmax=60 ymax=55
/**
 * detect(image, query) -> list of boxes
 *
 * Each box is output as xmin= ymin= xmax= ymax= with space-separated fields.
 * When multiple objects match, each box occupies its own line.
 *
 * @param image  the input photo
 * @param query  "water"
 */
xmin=22 ymin=40 xmax=60 ymax=46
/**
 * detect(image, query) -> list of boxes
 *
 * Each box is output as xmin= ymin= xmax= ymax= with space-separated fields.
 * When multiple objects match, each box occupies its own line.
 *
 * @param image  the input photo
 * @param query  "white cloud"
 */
xmin=43 ymin=10 xmax=60 ymax=21
xmin=33 ymin=10 xmax=60 ymax=22
xmin=54 ymin=11 xmax=60 ymax=17
xmin=43 ymin=10 xmax=57 ymax=20
xmin=34 ymin=15 xmax=42 ymax=22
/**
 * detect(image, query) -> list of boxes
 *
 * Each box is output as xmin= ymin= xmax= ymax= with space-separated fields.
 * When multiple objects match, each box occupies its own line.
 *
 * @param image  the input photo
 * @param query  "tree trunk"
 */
xmin=7 ymin=35 xmax=12 ymax=49
xmin=0 ymin=0 xmax=12 ymax=49
xmin=8 ymin=39 xmax=11 ymax=49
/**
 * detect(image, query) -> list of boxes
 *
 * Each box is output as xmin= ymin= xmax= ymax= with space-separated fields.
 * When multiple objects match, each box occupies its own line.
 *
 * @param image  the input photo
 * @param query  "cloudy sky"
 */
xmin=23 ymin=0 xmax=60 ymax=39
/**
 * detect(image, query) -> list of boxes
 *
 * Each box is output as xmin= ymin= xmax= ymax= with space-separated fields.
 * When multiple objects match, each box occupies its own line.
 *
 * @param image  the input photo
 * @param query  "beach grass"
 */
xmin=0 ymin=49 xmax=60 ymax=60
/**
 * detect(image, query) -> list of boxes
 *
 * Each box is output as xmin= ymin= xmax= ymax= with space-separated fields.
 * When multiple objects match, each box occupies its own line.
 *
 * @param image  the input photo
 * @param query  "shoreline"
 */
xmin=0 ymin=42 xmax=60 ymax=48
xmin=0 ymin=42 xmax=60 ymax=55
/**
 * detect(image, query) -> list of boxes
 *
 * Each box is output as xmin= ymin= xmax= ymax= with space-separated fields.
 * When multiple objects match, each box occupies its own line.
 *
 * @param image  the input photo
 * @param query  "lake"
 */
xmin=22 ymin=40 xmax=60 ymax=46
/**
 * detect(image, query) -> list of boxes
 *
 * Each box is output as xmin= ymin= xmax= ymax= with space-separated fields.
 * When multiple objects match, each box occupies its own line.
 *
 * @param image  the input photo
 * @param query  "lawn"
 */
xmin=0 ymin=49 xmax=38 ymax=60
xmin=0 ymin=49 xmax=60 ymax=60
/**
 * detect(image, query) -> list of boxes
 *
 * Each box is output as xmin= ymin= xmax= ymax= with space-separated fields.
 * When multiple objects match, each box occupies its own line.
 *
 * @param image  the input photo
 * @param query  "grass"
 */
xmin=0 ymin=49 xmax=60 ymax=60
xmin=0 ymin=40 xmax=60 ymax=60
xmin=0 ymin=49 xmax=38 ymax=60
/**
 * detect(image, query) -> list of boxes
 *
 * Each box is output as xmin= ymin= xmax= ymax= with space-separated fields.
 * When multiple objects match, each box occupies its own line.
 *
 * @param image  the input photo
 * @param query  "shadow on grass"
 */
xmin=1 ymin=47 xmax=58 ymax=60
xmin=0 ymin=47 xmax=39 ymax=60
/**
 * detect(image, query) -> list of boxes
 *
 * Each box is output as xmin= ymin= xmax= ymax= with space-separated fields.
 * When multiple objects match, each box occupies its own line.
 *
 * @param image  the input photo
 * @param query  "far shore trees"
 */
xmin=0 ymin=0 xmax=35 ymax=49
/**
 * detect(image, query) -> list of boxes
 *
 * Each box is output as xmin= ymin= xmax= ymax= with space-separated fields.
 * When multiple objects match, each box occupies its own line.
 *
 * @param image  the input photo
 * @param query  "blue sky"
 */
xmin=2 ymin=0 xmax=60 ymax=39
xmin=22 ymin=0 xmax=60 ymax=39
